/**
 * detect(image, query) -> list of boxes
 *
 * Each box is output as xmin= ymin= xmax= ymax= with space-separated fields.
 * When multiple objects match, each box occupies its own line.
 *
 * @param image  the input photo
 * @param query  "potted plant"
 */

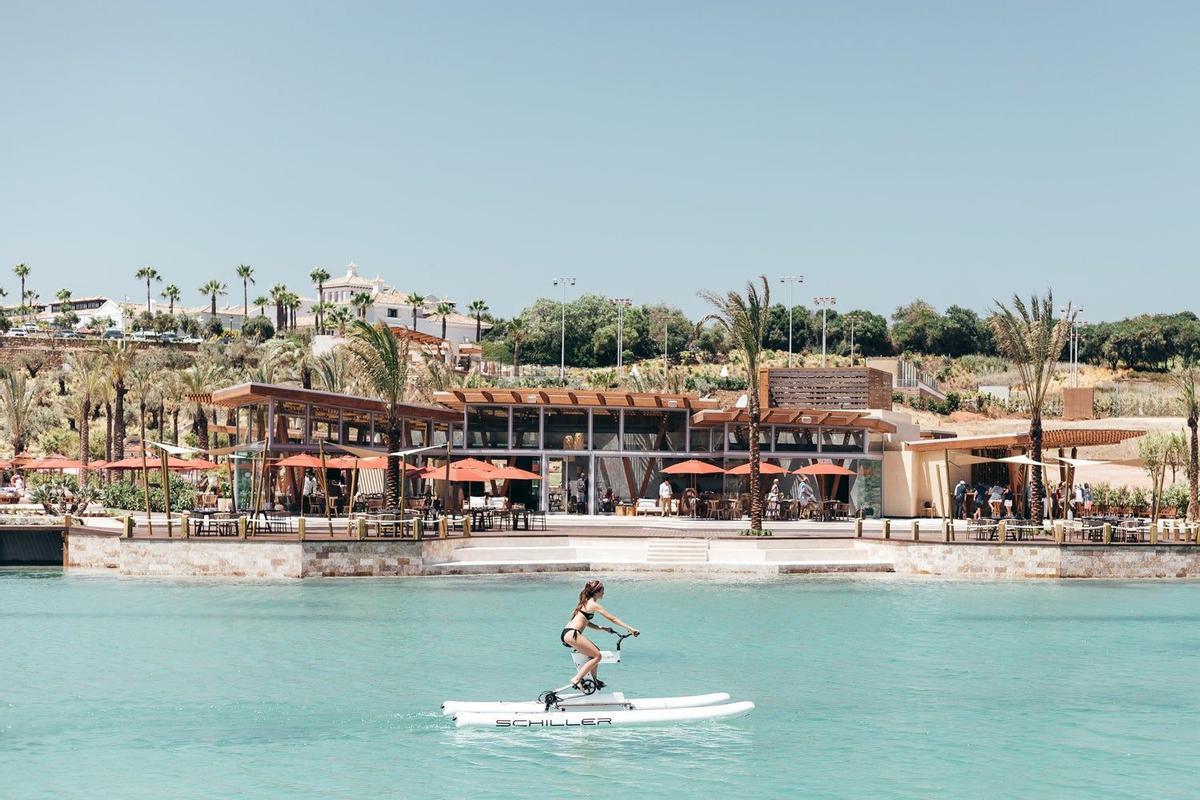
xmin=1131 ymin=486 xmax=1150 ymax=517
xmin=1092 ymin=482 xmax=1112 ymax=515
xmin=1113 ymin=485 xmax=1133 ymax=517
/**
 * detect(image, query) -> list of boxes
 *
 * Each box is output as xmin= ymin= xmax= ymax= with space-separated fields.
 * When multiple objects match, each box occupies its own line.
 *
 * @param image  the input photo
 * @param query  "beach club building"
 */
xmin=207 ymin=368 xmax=921 ymax=518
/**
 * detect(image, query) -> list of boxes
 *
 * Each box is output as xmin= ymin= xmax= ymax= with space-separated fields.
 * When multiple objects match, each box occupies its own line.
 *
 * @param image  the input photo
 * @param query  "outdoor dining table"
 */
xmin=191 ymin=509 xmax=237 ymax=536
xmin=508 ymin=507 xmax=531 ymax=530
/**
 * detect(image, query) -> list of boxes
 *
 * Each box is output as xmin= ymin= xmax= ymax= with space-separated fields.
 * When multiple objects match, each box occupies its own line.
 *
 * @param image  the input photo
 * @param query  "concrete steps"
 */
xmin=645 ymin=538 xmax=708 ymax=564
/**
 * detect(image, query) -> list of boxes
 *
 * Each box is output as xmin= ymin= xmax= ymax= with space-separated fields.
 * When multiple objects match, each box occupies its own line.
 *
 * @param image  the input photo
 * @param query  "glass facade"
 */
xmin=465 ymin=406 xmax=509 ymax=449
xmin=592 ymin=409 xmax=620 ymax=451
xmin=511 ymin=407 xmax=541 ymax=449
xmin=623 ymin=410 xmax=685 ymax=451
xmin=544 ymin=408 xmax=588 ymax=450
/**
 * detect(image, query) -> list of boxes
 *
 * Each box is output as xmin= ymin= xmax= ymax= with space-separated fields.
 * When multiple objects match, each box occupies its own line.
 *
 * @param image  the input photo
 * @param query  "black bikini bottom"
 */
xmin=561 ymin=627 xmax=582 ymax=648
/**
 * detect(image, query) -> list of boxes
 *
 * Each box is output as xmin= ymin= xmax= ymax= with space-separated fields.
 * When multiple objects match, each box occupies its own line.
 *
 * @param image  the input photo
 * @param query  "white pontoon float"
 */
xmin=443 ymin=632 xmax=755 ymax=729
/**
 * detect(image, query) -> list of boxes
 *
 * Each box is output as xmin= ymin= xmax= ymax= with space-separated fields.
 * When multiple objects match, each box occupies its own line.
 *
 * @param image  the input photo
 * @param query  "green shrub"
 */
xmin=1162 ymin=483 xmax=1189 ymax=516
xmin=241 ymin=316 xmax=275 ymax=341
xmin=101 ymin=475 xmax=197 ymax=513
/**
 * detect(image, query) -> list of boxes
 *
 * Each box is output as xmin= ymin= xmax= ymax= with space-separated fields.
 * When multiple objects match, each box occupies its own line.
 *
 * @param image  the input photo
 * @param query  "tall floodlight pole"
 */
xmin=612 ymin=298 xmax=631 ymax=376
xmin=846 ymin=313 xmax=859 ymax=366
xmin=813 ymin=296 xmax=837 ymax=367
xmin=554 ymin=277 xmax=576 ymax=382
xmin=778 ymin=276 xmax=804 ymax=367
xmin=1060 ymin=305 xmax=1084 ymax=386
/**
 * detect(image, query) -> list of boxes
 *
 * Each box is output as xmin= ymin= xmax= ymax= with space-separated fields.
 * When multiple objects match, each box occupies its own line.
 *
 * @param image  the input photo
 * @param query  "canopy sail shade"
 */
xmin=794 ymin=463 xmax=856 ymax=476
xmin=998 ymin=454 xmax=1054 ymax=468
xmin=661 ymin=459 xmax=725 ymax=476
xmin=725 ymin=461 xmax=788 ymax=476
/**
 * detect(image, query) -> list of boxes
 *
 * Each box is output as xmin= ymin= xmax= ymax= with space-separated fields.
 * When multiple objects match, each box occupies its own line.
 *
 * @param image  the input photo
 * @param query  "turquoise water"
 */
xmin=2 ymin=571 xmax=1199 ymax=799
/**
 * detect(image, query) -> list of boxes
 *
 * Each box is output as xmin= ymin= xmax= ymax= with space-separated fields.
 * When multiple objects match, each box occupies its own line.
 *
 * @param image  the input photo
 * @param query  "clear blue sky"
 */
xmin=1 ymin=1 xmax=1196 ymax=321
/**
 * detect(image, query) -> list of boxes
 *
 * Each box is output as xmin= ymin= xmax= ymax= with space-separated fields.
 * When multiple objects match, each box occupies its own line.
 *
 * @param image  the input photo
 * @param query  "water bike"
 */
xmin=443 ymin=630 xmax=755 ymax=728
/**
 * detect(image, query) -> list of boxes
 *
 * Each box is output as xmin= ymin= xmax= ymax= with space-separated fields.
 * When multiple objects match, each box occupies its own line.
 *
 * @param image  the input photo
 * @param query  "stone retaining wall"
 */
xmin=301 ymin=541 xmax=423 ymax=577
xmin=120 ymin=539 xmax=303 ymax=578
xmin=66 ymin=532 xmax=121 ymax=570
xmin=864 ymin=540 xmax=1200 ymax=579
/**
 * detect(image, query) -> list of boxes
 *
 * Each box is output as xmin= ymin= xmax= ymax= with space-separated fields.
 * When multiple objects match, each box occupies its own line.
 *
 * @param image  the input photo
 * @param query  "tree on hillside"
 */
xmin=830 ymin=309 xmax=891 ymax=358
xmin=508 ymin=317 xmax=526 ymax=377
xmin=253 ymin=295 xmax=269 ymax=316
xmin=270 ymin=284 xmax=290 ymax=330
xmin=0 ymin=369 xmax=37 ymax=454
xmin=404 ymin=291 xmax=425 ymax=329
xmin=468 ymin=299 xmax=489 ymax=342
xmin=309 ymin=267 xmax=330 ymax=333
xmin=236 ymin=264 xmax=255 ymax=320
xmin=700 ymin=276 xmax=771 ymax=532
xmin=352 ymin=291 xmax=374 ymax=320
xmin=890 ymin=301 xmax=941 ymax=353
xmin=989 ymin=292 xmax=1073 ymax=522
xmin=65 ymin=352 xmax=104 ymax=466
xmin=1177 ymin=367 xmax=1199 ymax=521
xmin=12 ymin=263 xmax=30 ymax=314
xmin=198 ymin=280 xmax=227 ymax=317
xmin=161 ymin=284 xmax=182 ymax=314
xmin=435 ymin=300 xmax=455 ymax=340
xmin=934 ymin=305 xmax=994 ymax=357
xmin=135 ymin=266 xmax=161 ymax=314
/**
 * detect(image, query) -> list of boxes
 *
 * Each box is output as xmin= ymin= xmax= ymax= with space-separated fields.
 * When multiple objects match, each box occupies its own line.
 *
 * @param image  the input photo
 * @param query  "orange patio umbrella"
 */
xmin=447 ymin=457 xmax=500 ymax=472
xmin=26 ymin=454 xmax=85 ymax=471
xmin=488 ymin=465 xmax=543 ymax=481
xmin=794 ymin=463 xmax=856 ymax=476
xmin=725 ymin=461 xmax=788 ymax=475
xmin=661 ymin=459 xmax=726 ymax=475
xmin=275 ymin=453 xmax=327 ymax=469
xmin=105 ymin=455 xmax=220 ymax=471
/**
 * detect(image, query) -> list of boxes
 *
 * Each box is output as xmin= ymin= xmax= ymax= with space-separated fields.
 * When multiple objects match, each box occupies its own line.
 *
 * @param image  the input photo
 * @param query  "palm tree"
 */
xmin=309 ymin=267 xmax=331 ymax=333
xmin=989 ymin=293 xmax=1073 ymax=523
xmin=98 ymin=342 xmax=137 ymax=460
xmin=0 ymin=369 xmax=36 ymax=454
xmin=178 ymin=362 xmax=221 ymax=450
xmin=270 ymin=283 xmax=289 ymax=330
xmin=699 ymin=277 xmax=771 ymax=532
xmin=352 ymin=291 xmax=374 ymax=320
xmin=1176 ymin=367 xmax=1199 ymax=521
xmin=198 ymin=280 xmax=228 ymax=317
xmin=65 ymin=353 xmax=105 ymax=465
xmin=404 ymin=291 xmax=425 ymax=329
xmin=327 ymin=306 xmax=352 ymax=336
xmin=13 ymin=263 xmax=30 ymax=315
xmin=253 ymin=295 xmax=269 ymax=316
xmin=435 ymin=300 xmax=455 ymax=340
xmin=346 ymin=320 xmax=411 ymax=506
xmin=508 ymin=317 xmax=526 ymax=378
xmin=135 ymin=266 xmax=161 ymax=314
xmin=161 ymin=284 xmax=182 ymax=314
xmin=236 ymin=264 xmax=255 ymax=320
xmin=468 ymin=299 xmax=489 ymax=342
xmin=285 ymin=292 xmax=302 ymax=329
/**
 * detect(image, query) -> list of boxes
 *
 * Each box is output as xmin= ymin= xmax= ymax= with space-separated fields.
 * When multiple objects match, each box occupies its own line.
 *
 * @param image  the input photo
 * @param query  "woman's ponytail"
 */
xmin=574 ymin=580 xmax=604 ymax=614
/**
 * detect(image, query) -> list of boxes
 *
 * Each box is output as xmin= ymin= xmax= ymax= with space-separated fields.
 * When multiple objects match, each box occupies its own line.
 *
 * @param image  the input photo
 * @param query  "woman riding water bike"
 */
xmin=561 ymin=580 xmax=639 ymax=692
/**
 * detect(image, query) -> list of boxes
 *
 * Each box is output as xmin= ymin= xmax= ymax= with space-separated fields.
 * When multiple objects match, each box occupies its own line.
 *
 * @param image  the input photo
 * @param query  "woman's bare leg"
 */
xmin=569 ymin=635 xmax=602 ymax=686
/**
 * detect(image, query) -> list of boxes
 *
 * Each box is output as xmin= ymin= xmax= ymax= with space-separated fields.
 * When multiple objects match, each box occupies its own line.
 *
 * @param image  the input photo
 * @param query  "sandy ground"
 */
xmin=905 ymin=412 xmax=1189 ymax=488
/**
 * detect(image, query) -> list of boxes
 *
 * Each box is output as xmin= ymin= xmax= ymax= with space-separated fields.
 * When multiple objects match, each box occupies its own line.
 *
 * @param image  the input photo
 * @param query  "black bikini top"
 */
xmin=577 ymin=609 xmax=595 ymax=620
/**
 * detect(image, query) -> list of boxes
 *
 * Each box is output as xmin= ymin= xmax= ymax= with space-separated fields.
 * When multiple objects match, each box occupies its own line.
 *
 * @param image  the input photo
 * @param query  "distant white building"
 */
xmin=302 ymin=261 xmax=490 ymax=349
xmin=22 ymin=296 xmax=128 ymax=331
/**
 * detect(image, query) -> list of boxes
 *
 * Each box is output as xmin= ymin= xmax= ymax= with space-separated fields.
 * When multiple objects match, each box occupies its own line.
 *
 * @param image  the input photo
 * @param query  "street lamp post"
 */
xmin=553 ymin=277 xmax=576 ymax=382
xmin=612 ymin=298 xmax=631 ymax=376
xmin=778 ymin=276 xmax=804 ymax=367
xmin=813 ymin=296 xmax=837 ymax=367
xmin=846 ymin=313 xmax=859 ymax=366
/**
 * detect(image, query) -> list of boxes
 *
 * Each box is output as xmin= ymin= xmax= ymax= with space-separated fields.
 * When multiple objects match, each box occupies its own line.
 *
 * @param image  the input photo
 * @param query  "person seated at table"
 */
xmin=600 ymin=488 xmax=616 ymax=513
xmin=301 ymin=470 xmax=316 ymax=515
xmin=681 ymin=486 xmax=699 ymax=516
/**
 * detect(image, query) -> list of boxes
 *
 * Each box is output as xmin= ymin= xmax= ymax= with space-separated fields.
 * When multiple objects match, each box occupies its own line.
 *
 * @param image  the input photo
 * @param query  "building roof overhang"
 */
xmin=690 ymin=407 xmax=897 ymax=433
xmin=209 ymin=382 xmax=460 ymax=422
xmin=432 ymin=388 xmax=720 ymax=412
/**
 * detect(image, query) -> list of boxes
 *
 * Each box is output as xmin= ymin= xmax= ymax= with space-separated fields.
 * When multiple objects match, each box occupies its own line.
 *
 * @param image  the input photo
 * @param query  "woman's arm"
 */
xmin=592 ymin=603 xmax=639 ymax=634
